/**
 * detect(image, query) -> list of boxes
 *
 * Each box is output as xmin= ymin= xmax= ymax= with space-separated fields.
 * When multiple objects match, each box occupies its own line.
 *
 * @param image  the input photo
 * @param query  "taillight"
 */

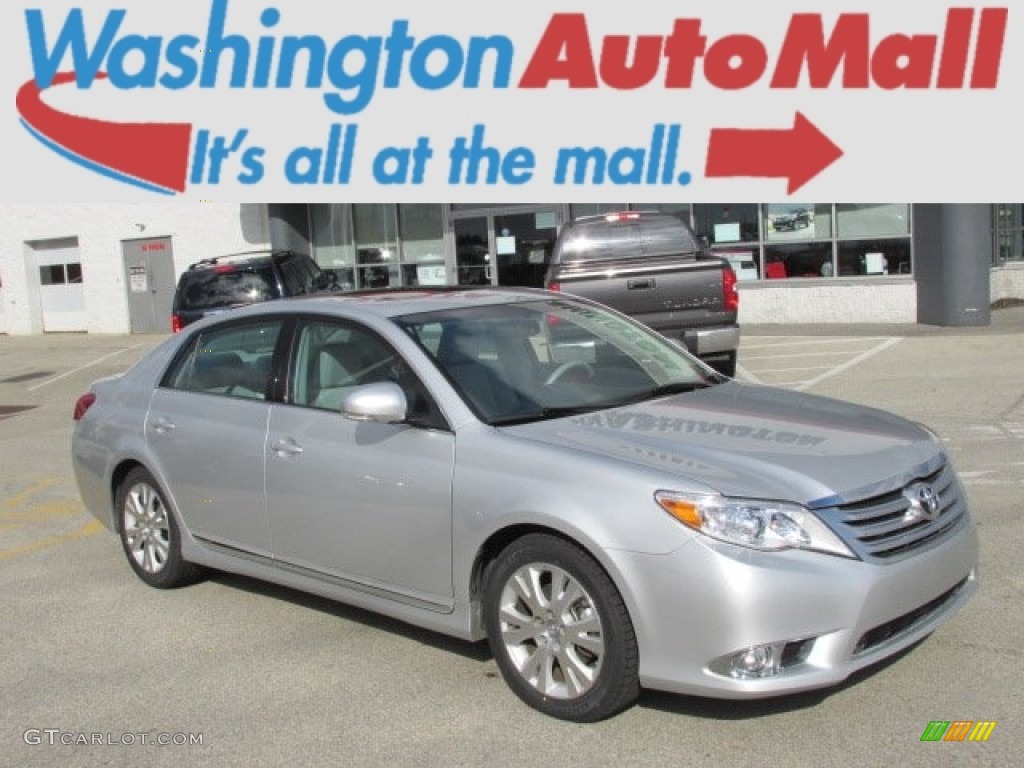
xmin=73 ymin=393 xmax=96 ymax=421
xmin=548 ymin=282 xmax=561 ymax=292
xmin=171 ymin=313 xmax=183 ymax=333
xmin=723 ymin=265 xmax=739 ymax=312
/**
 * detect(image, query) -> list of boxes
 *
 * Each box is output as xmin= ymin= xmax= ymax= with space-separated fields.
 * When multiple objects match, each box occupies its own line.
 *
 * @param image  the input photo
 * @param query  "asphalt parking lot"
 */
xmin=2 ymin=310 xmax=1023 ymax=767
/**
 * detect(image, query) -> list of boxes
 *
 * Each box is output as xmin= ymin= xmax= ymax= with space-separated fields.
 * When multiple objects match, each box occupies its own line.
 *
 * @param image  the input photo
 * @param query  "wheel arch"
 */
xmin=468 ymin=523 xmax=639 ymax=639
xmin=109 ymin=459 xmax=147 ymax=533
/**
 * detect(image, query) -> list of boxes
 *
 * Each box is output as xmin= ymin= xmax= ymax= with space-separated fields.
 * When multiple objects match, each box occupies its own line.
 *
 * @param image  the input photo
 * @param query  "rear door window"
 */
xmin=163 ymin=319 xmax=284 ymax=400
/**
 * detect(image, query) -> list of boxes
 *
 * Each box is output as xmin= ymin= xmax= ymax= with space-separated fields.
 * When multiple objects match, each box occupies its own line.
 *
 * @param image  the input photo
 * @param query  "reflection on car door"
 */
xmin=264 ymin=319 xmax=456 ymax=609
xmin=147 ymin=318 xmax=283 ymax=557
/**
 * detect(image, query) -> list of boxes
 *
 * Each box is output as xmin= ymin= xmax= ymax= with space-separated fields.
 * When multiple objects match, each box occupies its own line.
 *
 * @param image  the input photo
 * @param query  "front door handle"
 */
xmin=270 ymin=438 xmax=304 ymax=457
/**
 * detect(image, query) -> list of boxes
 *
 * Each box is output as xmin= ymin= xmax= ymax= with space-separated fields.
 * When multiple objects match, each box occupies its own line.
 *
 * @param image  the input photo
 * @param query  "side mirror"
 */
xmin=342 ymin=382 xmax=408 ymax=424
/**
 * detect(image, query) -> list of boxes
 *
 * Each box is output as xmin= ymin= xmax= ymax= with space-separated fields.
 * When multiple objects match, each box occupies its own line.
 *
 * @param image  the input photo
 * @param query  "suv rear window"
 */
xmin=556 ymin=214 xmax=700 ymax=262
xmin=177 ymin=265 xmax=278 ymax=310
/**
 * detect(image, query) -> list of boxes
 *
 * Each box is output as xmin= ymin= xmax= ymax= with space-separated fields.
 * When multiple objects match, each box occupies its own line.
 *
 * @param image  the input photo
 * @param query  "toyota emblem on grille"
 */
xmin=904 ymin=483 xmax=941 ymax=523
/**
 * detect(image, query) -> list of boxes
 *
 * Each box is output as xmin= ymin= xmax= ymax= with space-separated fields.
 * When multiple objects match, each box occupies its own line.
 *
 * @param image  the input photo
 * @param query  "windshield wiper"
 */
xmin=614 ymin=381 xmax=712 ymax=406
xmin=491 ymin=405 xmax=607 ymax=426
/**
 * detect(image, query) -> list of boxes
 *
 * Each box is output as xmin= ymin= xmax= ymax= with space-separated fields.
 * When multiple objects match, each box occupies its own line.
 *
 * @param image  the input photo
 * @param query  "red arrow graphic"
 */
xmin=16 ymin=72 xmax=192 ymax=194
xmin=705 ymin=113 xmax=843 ymax=195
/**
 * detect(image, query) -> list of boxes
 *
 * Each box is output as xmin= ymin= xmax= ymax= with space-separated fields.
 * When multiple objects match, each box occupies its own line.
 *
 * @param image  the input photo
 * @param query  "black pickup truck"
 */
xmin=544 ymin=211 xmax=740 ymax=377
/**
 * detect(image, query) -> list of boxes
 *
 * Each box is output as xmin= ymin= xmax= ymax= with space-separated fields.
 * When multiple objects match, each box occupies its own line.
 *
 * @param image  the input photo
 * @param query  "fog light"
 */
xmin=731 ymin=644 xmax=781 ymax=678
xmin=712 ymin=638 xmax=816 ymax=679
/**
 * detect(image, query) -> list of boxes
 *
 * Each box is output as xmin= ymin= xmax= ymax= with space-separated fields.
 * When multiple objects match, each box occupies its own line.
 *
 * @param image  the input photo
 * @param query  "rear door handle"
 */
xmin=270 ymin=438 xmax=304 ymax=457
xmin=627 ymin=278 xmax=656 ymax=290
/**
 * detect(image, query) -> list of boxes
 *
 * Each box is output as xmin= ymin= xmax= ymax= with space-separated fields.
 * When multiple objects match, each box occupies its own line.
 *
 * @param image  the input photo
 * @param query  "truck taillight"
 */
xmin=73 ymin=393 xmax=96 ymax=421
xmin=171 ymin=313 xmax=183 ymax=333
xmin=723 ymin=266 xmax=739 ymax=311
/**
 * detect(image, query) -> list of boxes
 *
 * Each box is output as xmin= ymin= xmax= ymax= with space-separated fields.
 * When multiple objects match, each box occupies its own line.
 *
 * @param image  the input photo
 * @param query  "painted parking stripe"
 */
xmin=741 ymin=337 xmax=893 ymax=350
xmin=741 ymin=348 xmax=893 ymax=361
xmin=0 ymin=519 xmax=102 ymax=560
xmin=26 ymin=343 xmax=146 ymax=391
xmin=0 ymin=478 xmax=101 ymax=558
xmin=735 ymin=362 xmax=761 ymax=384
xmin=792 ymin=338 xmax=903 ymax=391
xmin=737 ymin=336 xmax=903 ymax=390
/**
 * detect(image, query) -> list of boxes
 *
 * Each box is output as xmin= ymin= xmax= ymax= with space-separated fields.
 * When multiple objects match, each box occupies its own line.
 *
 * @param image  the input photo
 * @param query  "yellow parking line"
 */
xmin=1 ymin=499 xmax=85 ymax=523
xmin=0 ymin=478 xmax=102 ymax=559
xmin=0 ymin=518 xmax=103 ymax=560
xmin=1 ymin=477 xmax=59 ymax=509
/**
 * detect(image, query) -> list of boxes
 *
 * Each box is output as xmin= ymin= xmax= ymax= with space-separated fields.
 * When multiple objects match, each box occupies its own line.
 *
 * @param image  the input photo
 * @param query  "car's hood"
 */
xmin=504 ymin=382 xmax=941 ymax=505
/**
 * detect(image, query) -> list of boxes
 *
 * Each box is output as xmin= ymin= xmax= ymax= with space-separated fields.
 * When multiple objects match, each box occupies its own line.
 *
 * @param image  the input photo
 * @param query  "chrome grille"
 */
xmin=820 ymin=463 xmax=967 ymax=562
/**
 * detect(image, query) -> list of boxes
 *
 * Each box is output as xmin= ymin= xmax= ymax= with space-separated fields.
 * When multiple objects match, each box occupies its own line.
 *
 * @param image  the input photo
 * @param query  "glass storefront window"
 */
xmin=309 ymin=204 xmax=356 ymax=289
xmin=303 ymin=202 xmax=919 ymax=291
xmin=994 ymin=204 xmax=1024 ymax=264
xmin=353 ymin=204 xmax=400 ymax=289
xmin=569 ymin=203 xmax=629 ymax=219
xmin=638 ymin=203 xmax=691 ymax=217
xmin=493 ymin=211 xmax=559 ymax=288
xmin=764 ymin=203 xmax=833 ymax=241
xmin=837 ymin=204 xmax=910 ymax=238
xmin=693 ymin=204 xmax=759 ymax=245
xmin=838 ymin=238 xmax=912 ymax=276
xmin=763 ymin=242 xmax=835 ymax=279
xmin=399 ymin=204 xmax=446 ymax=287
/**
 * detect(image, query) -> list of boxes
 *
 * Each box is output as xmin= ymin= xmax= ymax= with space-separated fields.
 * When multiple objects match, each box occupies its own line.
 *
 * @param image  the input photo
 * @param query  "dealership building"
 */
xmin=1 ymin=202 xmax=1022 ymax=335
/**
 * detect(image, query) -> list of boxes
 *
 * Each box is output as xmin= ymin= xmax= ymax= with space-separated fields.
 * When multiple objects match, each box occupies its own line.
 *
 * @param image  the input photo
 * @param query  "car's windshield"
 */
xmin=397 ymin=298 xmax=721 ymax=425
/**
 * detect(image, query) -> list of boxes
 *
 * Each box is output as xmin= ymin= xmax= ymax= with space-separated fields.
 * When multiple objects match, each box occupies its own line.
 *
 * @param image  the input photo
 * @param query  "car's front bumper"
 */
xmin=610 ymin=512 xmax=978 ymax=699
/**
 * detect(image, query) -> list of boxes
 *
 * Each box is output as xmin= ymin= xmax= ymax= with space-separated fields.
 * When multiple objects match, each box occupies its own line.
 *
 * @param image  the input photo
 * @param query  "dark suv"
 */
xmin=171 ymin=250 xmax=333 ymax=332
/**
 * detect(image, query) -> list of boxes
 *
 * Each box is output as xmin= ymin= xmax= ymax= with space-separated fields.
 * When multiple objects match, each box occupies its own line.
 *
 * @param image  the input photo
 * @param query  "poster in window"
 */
xmin=864 ymin=252 xmax=888 ymax=275
xmin=713 ymin=222 xmax=741 ymax=243
xmin=765 ymin=204 xmax=817 ymax=242
xmin=416 ymin=265 xmax=447 ymax=285
xmin=496 ymin=236 xmax=517 ymax=255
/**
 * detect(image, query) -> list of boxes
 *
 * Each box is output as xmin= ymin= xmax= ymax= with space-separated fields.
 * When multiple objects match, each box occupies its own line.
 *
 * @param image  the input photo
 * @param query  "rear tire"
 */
xmin=116 ymin=467 xmax=204 ymax=589
xmin=483 ymin=534 xmax=640 ymax=722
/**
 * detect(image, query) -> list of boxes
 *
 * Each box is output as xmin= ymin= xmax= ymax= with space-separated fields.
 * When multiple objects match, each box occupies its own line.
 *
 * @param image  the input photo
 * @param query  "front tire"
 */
xmin=116 ymin=467 xmax=204 ymax=589
xmin=483 ymin=534 xmax=640 ymax=722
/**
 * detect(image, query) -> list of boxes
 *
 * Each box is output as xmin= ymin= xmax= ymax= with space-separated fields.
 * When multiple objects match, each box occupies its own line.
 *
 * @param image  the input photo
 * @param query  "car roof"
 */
xmin=185 ymin=286 xmax=557 ymax=325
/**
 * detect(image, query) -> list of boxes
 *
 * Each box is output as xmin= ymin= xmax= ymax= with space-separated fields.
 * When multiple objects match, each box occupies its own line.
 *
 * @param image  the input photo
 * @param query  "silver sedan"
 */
xmin=71 ymin=288 xmax=977 ymax=721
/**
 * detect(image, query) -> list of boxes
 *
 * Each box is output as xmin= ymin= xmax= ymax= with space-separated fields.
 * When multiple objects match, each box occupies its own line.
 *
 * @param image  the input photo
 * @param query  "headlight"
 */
xmin=655 ymin=491 xmax=855 ymax=557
